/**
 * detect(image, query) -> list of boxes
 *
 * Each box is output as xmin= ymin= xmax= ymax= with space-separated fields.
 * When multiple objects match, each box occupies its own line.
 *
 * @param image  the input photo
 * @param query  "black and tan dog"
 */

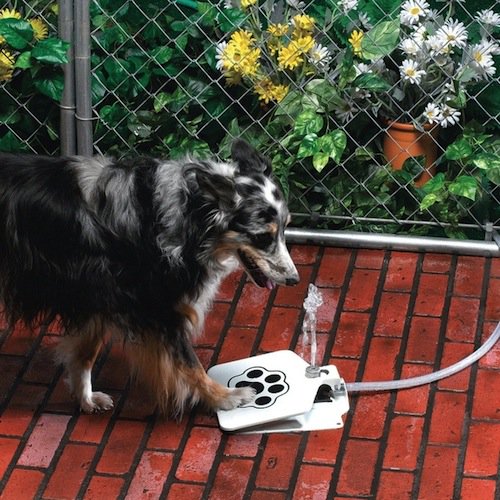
xmin=0 ymin=140 xmax=299 ymax=416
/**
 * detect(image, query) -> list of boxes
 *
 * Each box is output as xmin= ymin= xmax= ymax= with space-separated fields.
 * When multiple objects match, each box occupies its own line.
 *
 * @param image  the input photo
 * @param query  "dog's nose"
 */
xmin=286 ymin=275 xmax=300 ymax=286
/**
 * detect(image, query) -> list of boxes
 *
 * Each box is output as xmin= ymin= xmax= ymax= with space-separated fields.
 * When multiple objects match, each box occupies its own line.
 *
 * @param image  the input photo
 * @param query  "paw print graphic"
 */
xmin=228 ymin=366 xmax=289 ymax=409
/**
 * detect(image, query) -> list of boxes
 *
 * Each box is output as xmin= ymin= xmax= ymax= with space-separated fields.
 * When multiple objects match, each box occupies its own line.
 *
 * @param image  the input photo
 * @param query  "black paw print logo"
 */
xmin=228 ymin=366 xmax=289 ymax=408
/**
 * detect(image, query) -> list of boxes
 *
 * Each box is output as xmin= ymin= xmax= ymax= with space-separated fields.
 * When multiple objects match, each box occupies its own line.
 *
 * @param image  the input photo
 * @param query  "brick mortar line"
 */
xmin=410 ymin=254 xmax=458 ymax=499
xmin=73 ymin=377 xmax=138 ymax=499
xmin=159 ymin=271 xmax=248 ymax=498
xmin=0 ymin=325 xmax=49 ymax=414
xmin=326 ymin=248 xmax=391 ymax=498
xmin=34 ymin=406 xmax=96 ymax=499
xmin=0 ymin=325 xmax=68 ymax=495
xmin=452 ymin=256 xmax=493 ymax=500
xmin=369 ymin=251 xmax=425 ymax=495
xmin=116 ymin=416 xmax=156 ymax=499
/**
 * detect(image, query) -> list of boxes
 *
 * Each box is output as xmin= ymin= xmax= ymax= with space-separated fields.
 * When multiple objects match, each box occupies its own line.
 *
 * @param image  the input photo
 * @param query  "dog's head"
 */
xmin=196 ymin=140 xmax=299 ymax=289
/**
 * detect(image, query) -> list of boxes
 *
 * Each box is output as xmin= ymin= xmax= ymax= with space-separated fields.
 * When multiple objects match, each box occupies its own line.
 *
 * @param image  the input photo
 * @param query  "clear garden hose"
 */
xmin=346 ymin=320 xmax=500 ymax=392
xmin=302 ymin=286 xmax=500 ymax=393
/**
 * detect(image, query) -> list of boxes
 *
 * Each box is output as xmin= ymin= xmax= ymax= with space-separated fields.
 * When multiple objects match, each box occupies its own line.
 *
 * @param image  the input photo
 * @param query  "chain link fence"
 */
xmin=1 ymin=0 xmax=499 ymax=241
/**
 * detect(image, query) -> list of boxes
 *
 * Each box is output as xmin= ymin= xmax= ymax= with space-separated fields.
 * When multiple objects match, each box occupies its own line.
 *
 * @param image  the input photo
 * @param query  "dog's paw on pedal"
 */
xmin=218 ymin=386 xmax=256 ymax=410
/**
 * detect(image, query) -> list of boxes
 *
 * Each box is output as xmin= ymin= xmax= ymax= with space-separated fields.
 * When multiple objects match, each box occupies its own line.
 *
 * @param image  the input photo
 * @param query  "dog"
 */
xmin=0 ymin=139 xmax=299 ymax=416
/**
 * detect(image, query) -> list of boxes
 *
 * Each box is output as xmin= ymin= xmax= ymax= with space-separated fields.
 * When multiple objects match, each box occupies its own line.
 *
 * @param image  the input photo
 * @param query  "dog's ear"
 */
xmin=231 ymin=139 xmax=272 ymax=176
xmin=195 ymin=170 xmax=236 ymax=211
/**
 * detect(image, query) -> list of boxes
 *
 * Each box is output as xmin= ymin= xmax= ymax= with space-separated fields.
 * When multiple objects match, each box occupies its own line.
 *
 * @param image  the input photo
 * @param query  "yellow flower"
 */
xmin=29 ymin=18 xmax=49 ymax=41
xmin=230 ymin=30 xmax=255 ymax=50
xmin=223 ymin=43 xmax=261 ymax=76
xmin=348 ymin=30 xmax=364 ymax=56
xmin=267 ymin=38 xmax=280 ymax=56
xmin=239 ymin=47 xmax=261 ymax=76
xmin=278 ymin=41 xmax=304 ymax=70
xmin=271 ymin=83 xmax=289 ymax=102
xmin=220 ymin=31 xmax=261 ymax=78
xmin=292 ymin=14 xmax=315 ymax=32
xmin=267 ymin=23 xmax=289 ymax=37
xmin=254 ymin=78 xmax=289 ymax=103
xmin=293 ymin=35 xmax=314 ymax=54
xmin=0 ymin=50 xmax=15 ymax=82
xmin=223 ymin=69 xmax=242 ymax=86
xmin=0 ymin=8 xmax=22 ymax=19
xmin=241 ymin=0 xmax=257 ymax=8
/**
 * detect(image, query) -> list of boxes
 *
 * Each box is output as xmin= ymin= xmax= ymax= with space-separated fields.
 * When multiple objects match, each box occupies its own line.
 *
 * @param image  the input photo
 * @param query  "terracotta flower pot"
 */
xmin=383 ymin=121 xmax=440 ymax=187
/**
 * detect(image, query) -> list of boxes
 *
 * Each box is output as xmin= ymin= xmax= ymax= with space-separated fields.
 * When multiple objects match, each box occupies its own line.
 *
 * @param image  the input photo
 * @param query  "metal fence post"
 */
xmin=73 ymin=0 xmax=93 ymax=156
xmin=58 ymin=0 xmax=76 ymax=156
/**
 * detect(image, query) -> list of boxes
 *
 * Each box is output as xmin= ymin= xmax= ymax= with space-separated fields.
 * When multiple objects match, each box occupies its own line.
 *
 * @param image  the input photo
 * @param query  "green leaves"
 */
xmin=445 ymin=138 xmax=473 ymax=160
xmin=0 ymin=18 xmax=33 ymax=50
xmin=444 ymin=133 xmax=500 ymax=185
xmin=353 ymin=73 xmax=391 ymax=92
xmin=297 ymin=130 xmax=347 ymax=172
xmin=360 ymin=19 xmax=400 ymax=61
xmin=471 ymin=153 xmax=500 ymax=185
xmin=448 ymin=176 xmax=478 ymax=201
xmin=294 ymin=110 xmax=324 ymax=136
xmin=33 ymin=73 xmax=65 ymax=101
xmin=31 ymin=39 xmax=70 ymax=64
xmin=0 ymin=16 xmax=69 ymax=105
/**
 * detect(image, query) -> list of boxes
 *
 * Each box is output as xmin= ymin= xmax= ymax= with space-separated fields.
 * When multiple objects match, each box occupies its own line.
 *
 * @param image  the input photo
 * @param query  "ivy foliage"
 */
xmin=0 ymin=6 xmax=69 ymax=153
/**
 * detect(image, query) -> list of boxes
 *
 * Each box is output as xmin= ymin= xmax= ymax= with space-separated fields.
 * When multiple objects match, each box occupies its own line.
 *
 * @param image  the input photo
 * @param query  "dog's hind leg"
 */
xmin=55 ymin=319 xmax=113 ymax=413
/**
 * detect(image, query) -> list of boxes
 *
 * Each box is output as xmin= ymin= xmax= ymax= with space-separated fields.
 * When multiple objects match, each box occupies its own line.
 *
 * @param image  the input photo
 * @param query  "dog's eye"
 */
xmin=250 ymin=232 xmax=273 ymax=249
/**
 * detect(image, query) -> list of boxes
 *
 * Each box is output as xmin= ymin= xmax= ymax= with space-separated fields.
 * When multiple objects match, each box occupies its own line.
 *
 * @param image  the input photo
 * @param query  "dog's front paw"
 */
xmin=80 ymin=391 xmax=114 ymax=414
xmin=218 ymin=386 xmax=256 ymax=410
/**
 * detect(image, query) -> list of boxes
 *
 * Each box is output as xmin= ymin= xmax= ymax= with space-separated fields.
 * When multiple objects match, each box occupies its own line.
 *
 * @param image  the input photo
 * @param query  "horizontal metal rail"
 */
xmin=285 ymin=227 xmax=500 ymax=257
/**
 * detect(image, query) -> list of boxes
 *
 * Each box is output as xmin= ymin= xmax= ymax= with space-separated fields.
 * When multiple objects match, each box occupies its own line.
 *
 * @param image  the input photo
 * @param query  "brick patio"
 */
xmin=0 ymin=245 xmax=499 ymax=499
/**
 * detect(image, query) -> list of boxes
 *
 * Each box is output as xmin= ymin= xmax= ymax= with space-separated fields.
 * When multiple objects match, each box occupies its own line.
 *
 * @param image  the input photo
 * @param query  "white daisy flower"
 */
xmin=439 ymin=105 xmax=461 ymax=128
xmin=334 ymin=99 xmax=357 ymax=123
xmin=425 ymin=34 xmax=451 ymax=57
xmin=400 ymin=0 xmax=430 ymax=26
xmin=476 ymin=9 xmax=500 ymax=27
xmin=358 ymin=12 xmax=372 ymax=29
xmin=400 ymin=37 xmax=421 ymax=56
xmin=215 ymin=41 xmax=227 ymax=71
xmin=400 ymin=59 xmax=426 ymax=84
xmin=340 ymin=0 xmax=358 ymax=14
xmin=436 ymin=19 xmax=468 ymax=50
xmin=423 ymin=103 xmax=443 ymax=124
xmin=354 ymin=62 xmax=373 ymax=76
xmin=286 ymin=0 xmax=306 ymax=9
xmin=372 ymin=58 xmax=387 ymax=73
xmin=352 ymin=87 xmax=371 ymax=100
xmin=411 ymin=24 xmax=427 ymax=44
xmin=477 ymin=38 xmax=500 ymax=56
xmin=309 ymin=43 xmax=332 ymax=69
xmin=468 ymin=41 xmax=497 ymax=79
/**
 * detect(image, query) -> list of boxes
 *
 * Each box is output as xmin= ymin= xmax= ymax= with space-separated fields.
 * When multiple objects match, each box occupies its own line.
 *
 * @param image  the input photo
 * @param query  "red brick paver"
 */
xmin=0 ymin=246 xmax=498 ymax=499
